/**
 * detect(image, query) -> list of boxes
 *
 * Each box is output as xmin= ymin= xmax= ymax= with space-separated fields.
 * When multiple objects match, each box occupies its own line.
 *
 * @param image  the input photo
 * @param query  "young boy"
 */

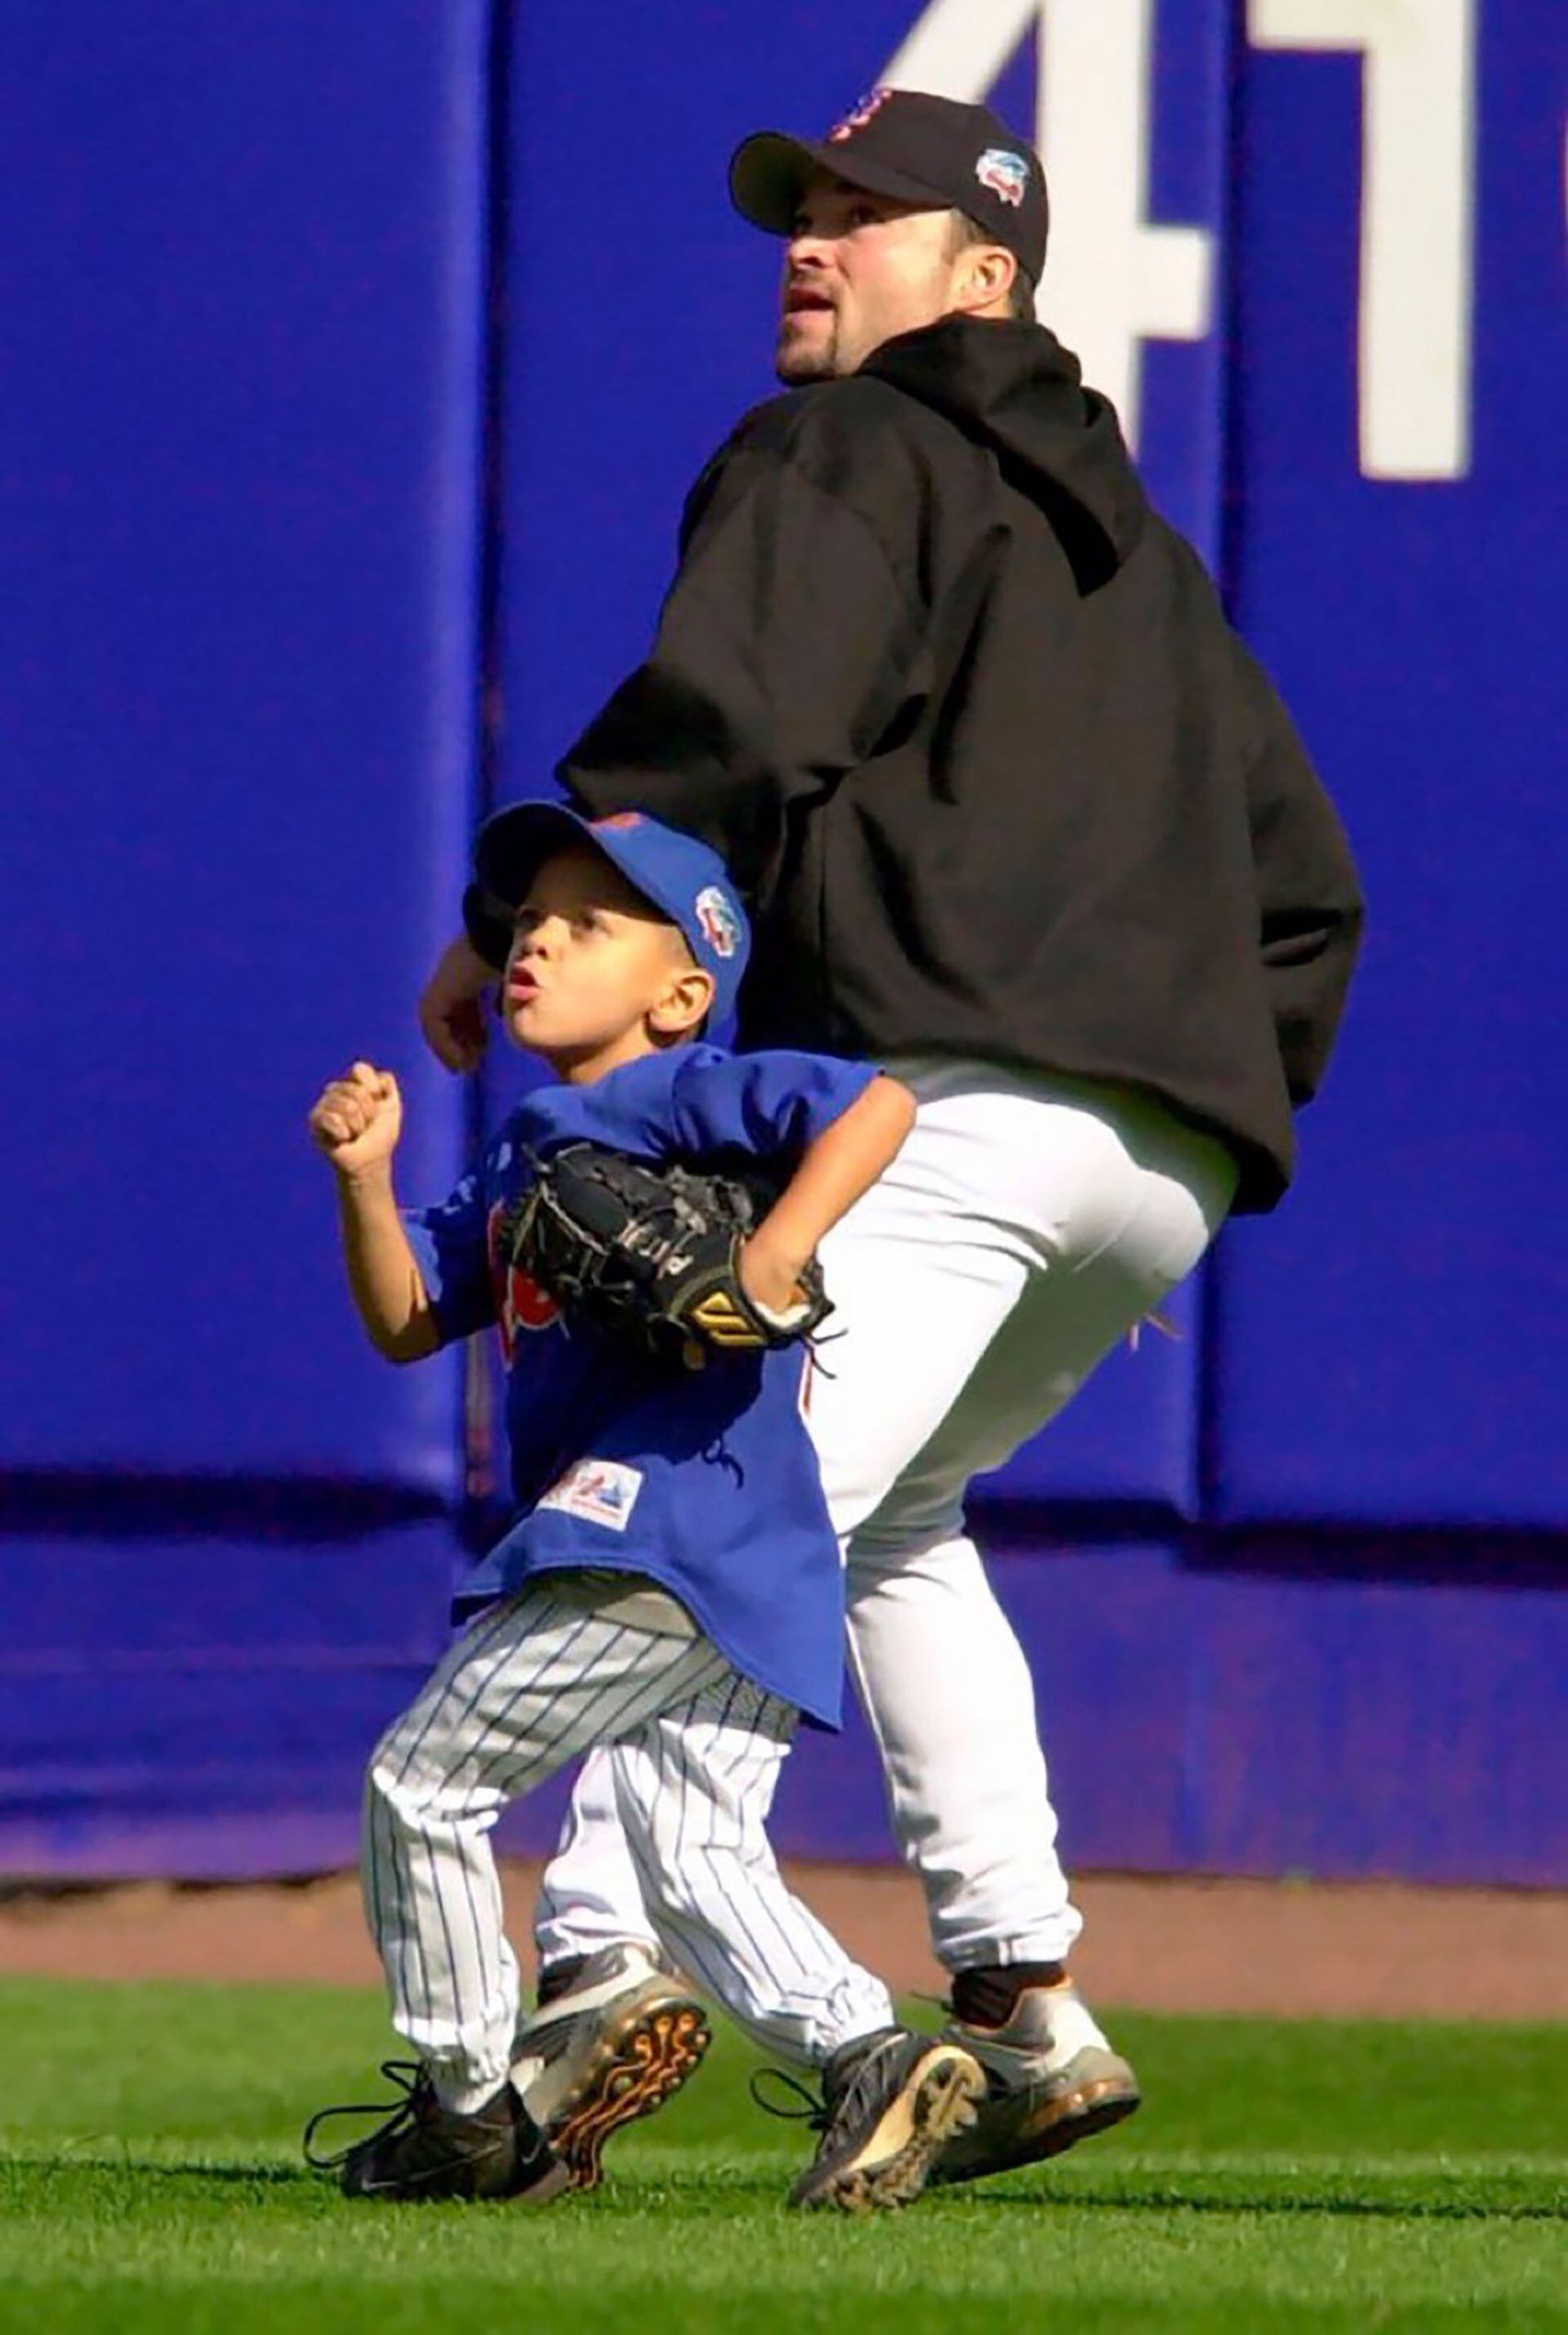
xmin=305 ymin=806 xmax=984 ymax=2212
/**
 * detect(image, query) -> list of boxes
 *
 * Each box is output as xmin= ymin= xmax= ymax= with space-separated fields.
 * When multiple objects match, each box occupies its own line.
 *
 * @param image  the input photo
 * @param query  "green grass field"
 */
xmin=2 ymin=1978 xmax=1565 ymax=2333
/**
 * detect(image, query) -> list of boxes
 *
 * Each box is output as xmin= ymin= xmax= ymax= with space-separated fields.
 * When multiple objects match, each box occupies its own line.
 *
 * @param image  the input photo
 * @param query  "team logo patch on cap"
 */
xmin=826 ymin=87 xmax=891 ymax=143
xmin=694 ymin=884 xmax=742 ymax=960
xmin=538 ymin=1458 xmax=643 ymax=1532
xmin=975 ymin=147 xmax=1030 ymax=209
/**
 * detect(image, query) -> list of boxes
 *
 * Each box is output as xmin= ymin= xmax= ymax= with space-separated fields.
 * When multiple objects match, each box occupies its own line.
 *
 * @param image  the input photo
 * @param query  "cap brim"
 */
xmin=729 ymin=130 xmax=956 ymax=236
xmin=474 ymin=801 xmax=595 ymax=907
xmin=474 ymin=800 xmax=697 ymax=942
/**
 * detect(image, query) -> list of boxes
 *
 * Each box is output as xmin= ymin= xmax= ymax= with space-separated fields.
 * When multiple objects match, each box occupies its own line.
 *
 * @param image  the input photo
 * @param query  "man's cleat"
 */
xmin=929 ymin=1979 xmax=1141 ymax=2186
xmin=511 ymin=1942 xmax=712 ymax=2191
xmin=303 ymin=2061 xmax=571 ymax=2204
xmin=775 ymin=2027 xmax=985 ymax=2214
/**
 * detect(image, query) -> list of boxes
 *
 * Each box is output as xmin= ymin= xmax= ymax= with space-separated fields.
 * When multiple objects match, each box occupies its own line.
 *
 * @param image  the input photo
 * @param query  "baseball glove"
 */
xmin=496 ymin=1142 xmax=832 ymax=1368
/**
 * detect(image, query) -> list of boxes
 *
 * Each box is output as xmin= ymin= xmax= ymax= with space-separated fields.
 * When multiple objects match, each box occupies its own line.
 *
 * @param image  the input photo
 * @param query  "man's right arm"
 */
xmin=558 ymin=404 xmax=927 ymax=894
xmin=434 ymin=397 xmax=930 ymax=1000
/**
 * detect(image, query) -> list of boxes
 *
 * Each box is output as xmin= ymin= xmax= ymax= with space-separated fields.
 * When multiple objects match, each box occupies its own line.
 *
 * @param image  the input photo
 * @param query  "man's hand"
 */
xmin=310 ymin=1062 xmax=403 ymax=1177
xmin=419 ymin=932 xmax=496 ymax=1072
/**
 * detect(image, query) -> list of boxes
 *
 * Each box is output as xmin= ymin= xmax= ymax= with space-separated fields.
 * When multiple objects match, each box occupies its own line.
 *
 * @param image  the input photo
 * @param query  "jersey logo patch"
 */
xmin=975 ymin=148 xmax=1029 ymax=209
xmin=826 ymin=87 xmax=891 ymax=143
xmin=488 ymin=1199 xmax=561 ymax=1364
xmin=538 ymin=1458 xmax=643 ymax=1531
xmin=694 ymin=884 xmax=742 ymax=960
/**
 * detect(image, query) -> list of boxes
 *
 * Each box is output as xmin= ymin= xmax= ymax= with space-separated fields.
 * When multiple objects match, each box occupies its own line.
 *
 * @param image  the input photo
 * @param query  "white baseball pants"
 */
xmin=536 ymin=1063 xmax=1237 ymax=1987
xmin=363 ymin=1572 xmax=893 ymax=2109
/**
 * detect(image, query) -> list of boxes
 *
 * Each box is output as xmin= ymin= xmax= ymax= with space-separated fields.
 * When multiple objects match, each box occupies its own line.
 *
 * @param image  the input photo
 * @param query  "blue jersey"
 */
xmin=403 ymin=1045 xmax=878 ymax=1727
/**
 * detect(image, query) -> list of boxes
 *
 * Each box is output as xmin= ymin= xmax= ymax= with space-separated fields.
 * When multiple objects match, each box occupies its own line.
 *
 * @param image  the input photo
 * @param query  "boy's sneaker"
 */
xmin=510 ymin=1942 xmax=712 ymax=2190
xmin=929 ymin=1979 xmax=1141 ymax=2186
xmin=779 ymin=2027 xmax=986 ymax=2212
xmin=303 ymin=2061 xmax=570 ymax=2204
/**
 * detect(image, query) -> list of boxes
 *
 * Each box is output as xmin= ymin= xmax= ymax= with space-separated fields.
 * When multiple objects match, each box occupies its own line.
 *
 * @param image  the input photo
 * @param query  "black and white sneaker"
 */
xmin=760 ymin=2027 xmax=985 ymax=2213
xmin=303 ymin=2061 xmax=571 ymax=2204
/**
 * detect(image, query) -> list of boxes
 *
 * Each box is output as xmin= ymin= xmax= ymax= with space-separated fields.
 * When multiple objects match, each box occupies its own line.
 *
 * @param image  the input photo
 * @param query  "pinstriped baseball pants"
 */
xmin=363 ymin=1573 xmax=893 ymax=2110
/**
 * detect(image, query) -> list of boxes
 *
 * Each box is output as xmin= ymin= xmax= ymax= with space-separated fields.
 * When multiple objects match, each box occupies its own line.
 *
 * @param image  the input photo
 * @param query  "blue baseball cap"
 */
xmin=474 ymin=802 xmax=751 ymax=1021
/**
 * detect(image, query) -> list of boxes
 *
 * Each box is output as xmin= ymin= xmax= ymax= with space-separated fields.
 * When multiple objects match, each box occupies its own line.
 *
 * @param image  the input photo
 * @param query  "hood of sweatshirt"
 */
xmin=862 ymin=315 xmax=1148 ymax=593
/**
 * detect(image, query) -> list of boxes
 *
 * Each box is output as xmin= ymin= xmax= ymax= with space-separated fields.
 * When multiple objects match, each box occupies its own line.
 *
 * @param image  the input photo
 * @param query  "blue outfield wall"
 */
xmin=0 ymin=0 xmax=491 ymax=1488
xmin=1210 ymin=6 xmax=1568 ymax=1528
xmin=0 ymin=1 xmax=492 ymax=1877
xmin=2 ymin=0 xmax=1564 ymax=1887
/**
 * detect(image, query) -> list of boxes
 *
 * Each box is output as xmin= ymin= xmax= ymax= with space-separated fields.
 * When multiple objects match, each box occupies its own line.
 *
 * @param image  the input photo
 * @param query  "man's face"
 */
xmin=775 ymin=172 xmax=965 ymax=383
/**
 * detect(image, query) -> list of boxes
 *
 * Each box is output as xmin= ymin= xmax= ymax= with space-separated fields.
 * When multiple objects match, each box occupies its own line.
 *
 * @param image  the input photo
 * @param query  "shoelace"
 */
xmin=748 ymin=2034 xmax=902 ymax=2146
xmin=748 ymin=2065 xmax=830 ymax=2132
xmin=302 ymin=2058 xmax=431 ymax=2170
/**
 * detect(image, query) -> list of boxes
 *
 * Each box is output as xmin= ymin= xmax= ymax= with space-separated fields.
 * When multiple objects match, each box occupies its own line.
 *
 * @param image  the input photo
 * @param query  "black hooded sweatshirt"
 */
xmin=516 ymin=317 xmax=1364 ymax=1213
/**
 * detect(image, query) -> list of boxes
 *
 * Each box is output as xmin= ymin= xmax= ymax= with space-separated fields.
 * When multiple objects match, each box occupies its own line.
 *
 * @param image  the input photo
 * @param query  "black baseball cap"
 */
xmin=730 ymin=87 xmax=1048 ymax=287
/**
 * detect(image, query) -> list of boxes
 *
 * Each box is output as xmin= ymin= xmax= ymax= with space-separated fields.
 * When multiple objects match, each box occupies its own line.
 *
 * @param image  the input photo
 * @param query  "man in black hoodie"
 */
xmin=420 ymin=90 xmax=1363 ymax=2190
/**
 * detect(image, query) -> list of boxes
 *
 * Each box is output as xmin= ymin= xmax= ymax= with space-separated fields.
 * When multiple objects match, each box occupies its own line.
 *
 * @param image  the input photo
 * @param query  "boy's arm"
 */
xmin=309 ymin=1062 xmax=441 ymax=1364
xmin=740 ymin=1072 xmax=916 ymax=1320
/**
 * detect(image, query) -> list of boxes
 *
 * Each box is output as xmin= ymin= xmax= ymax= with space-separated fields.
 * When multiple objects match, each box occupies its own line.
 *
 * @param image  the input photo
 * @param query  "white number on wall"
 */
xmin=881 ymin=0 xmax=1477 ymax=479
xmin=1250 ymin=0 xmax=1476 ymax=479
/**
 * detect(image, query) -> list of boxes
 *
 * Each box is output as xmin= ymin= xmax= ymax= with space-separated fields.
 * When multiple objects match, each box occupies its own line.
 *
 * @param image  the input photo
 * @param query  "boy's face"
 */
xmin=501 ymin=844 xmax=712 ymax=1076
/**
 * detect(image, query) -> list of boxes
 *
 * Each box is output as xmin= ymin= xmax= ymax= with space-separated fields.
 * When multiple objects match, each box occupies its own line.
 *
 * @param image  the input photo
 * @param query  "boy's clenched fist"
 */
xmin=310 ymin=1061 xmax=403 ymax=1175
